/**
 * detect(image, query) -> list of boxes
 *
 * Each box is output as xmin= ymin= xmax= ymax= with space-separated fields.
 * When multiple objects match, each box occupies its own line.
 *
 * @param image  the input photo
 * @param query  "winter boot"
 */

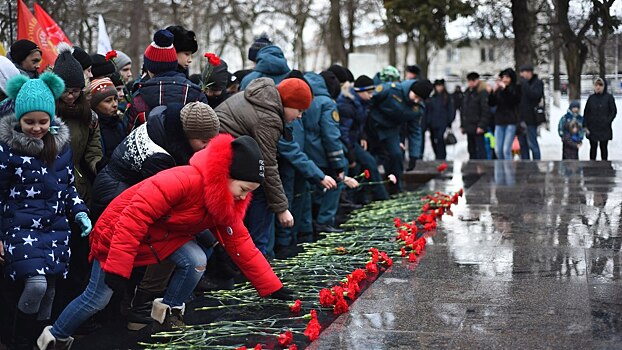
xmin=10 ymin=309 xmax=38 ymax=350
xmin=36 ymin=326 xmax=73 ymax=350
xmin=127 ymin=289 xmax=157 ymax=331
xmin=150 ymin=298 xmax=185 ymax=334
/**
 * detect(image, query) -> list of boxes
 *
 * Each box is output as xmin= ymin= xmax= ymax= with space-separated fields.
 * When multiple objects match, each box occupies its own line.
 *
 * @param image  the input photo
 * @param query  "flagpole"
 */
xmin=7 ymin=0 xmax=14 ymax=45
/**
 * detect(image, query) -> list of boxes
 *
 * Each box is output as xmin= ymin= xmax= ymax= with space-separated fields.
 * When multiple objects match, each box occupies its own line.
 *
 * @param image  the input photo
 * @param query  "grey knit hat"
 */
xmin=53 ymin=43 xmax=85 ymax=89
xmin=180 ymin=102 xmax=220 ymax=140
xmin=115 ymin=51 xmax=132 ymax=71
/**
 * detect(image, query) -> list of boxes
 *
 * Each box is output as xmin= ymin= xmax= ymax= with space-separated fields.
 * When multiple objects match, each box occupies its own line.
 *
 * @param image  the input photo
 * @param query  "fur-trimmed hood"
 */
xmin=0 ymin=113 xmax=70 ymax=157
xmin=189 ymin=133 xmax=252 ymax=227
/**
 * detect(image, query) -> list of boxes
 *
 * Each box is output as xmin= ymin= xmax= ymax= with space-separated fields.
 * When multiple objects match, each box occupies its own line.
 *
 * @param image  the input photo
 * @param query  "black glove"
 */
xmin=268 ymin=286 xmax=296 ymax=301
xmin=407 ymin=157 xmax=417 ymax=171
xmin=104 ymin=272 xmax=129 ymax=294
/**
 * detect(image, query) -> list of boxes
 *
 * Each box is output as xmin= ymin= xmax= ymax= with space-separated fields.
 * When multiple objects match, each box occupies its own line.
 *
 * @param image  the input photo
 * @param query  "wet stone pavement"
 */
xmin=310 ymin=161 xmax=622 ymax=350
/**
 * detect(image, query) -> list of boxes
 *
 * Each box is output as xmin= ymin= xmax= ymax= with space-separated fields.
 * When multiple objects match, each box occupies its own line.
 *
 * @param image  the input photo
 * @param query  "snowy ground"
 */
xmin=422 ymin=97 xmax=622 ymax=161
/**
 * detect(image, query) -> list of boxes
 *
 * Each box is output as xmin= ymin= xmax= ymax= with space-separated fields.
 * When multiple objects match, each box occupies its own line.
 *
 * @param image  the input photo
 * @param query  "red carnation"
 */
xmin=105 ymin=50 xmax=117 ymax=61
xmin=278 ymin=330 xmax=294 ymax=346
xmin=351 ymin=268 xmax=367 ymax=283
xmin=401 ymin=247 xmax=407 ymax=257
xmin=366 ymin=261 xmax=378 ymax=273
xmin=236 ymin=347 xmax=247 ymax=350
xmin=289 ymin=299 xmax=302 ymax=313
xmin=409 ymin=252 xmax=417 ymax=262
xmin=254 ymin=345 xmax=262 ymax=350
xmin=424 ymin=222 xmax=437 ymax=231
xmin=204 ymin=52 xmax=221 ymax=66
xmin=369 ymin=247 xmax=379 ymax=263
xmin=437 ymin=162 xmax=448 ymax=172
xmin=289 ymin=345 xmax=298 ymax=350
xmin=331 ymin=285 xmax=346 ymax=299
xmin=364 ymin=169 xmax=371 ymax=179
xmin=334 ymin=297 xmax=349 ymax=314
xmin=394 ymin=217 xmax=402 ymax=228
xmin=386 ymin=257 xmax=393 ymax=266
xmin=319 ymin=288 xmax=336 ymax=307
xmin=304 ymin=311 xmax=321 ymax=341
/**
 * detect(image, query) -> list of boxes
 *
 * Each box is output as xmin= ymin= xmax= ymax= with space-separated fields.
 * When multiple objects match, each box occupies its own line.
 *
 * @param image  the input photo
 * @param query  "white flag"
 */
xmin=97 ymin=14 xmax=112 ymax=55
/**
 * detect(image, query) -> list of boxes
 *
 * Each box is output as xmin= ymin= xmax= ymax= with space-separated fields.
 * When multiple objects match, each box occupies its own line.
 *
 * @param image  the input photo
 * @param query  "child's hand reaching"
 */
xmin=577 ymin=143 xmax=582 ymax=149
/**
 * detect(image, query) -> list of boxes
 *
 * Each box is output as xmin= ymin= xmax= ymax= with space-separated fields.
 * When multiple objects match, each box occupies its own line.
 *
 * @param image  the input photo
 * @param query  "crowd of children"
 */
xmin=0 ymin=26 xmax=437 ymax=350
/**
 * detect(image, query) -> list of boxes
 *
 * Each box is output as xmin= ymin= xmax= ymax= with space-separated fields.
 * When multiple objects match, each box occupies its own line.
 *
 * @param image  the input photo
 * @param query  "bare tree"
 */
xmin=327 ymin=0 xmax=347 ymax=64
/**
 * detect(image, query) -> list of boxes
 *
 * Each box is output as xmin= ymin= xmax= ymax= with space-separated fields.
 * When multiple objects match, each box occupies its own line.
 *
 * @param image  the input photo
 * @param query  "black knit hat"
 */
xmin=72 ymin=46 xmax=92 ymax=70
xmin=410 ymin=79 xmax=433 ymax=99
xmin=9 ymin=39 xmax=41 ymax=65
xmin=327 ymin=64 xmax=349 ymax=84
xmin=207 ymin=59 xmax=229 ymax=92
xmin=53 ymin=43 xmax=85 ymax=89
xmin=90 ymin=54 xmax=116 ymax=79
xmin=354 ymin=75 xmax=375 ymax=92
xmin=345 ymin=68 xmax=354 ymax=83
xmin=248 ymin=33 xmax=272 ymax=62
xmin=406 ymin=65 xmax=421 ymax=75
xmin=433 ymin=79 xmax=445 ymax=86
xmin=230 ymin=136 xmax=264 ymax=183
xmin=166 ymin=25 xmax=198 ymax=54
xmin=230 ymin=69 xmax=253 ymax=87
xmin=320 ymin=71 xmax=341 ymax=99
xmin=466 ymin=72 xmax=480 ymax=80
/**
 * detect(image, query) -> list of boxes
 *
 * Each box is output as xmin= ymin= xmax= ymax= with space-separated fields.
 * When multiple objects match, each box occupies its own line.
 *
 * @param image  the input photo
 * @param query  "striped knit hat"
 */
xmin=89 ymin=78 xmax=117 ymax=109
xmin=143 ymin=29 xmax=178 ymax=75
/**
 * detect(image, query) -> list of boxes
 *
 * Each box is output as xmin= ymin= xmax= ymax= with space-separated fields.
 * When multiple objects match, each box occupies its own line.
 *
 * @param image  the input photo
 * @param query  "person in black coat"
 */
xmin=489 ymin=68 xmax=521 ymax=160
xmin=426 ymin=79 xmax=455 ymax=160
xmin=584 ymin=77 xmax=617 ymax=160
xmin=89 ymin=78 xmax=126 ymax=167
xmin=518 ymin=64 xmax=544 ymax=160
xmin=460 ymin=72 xmax=490 ymax=159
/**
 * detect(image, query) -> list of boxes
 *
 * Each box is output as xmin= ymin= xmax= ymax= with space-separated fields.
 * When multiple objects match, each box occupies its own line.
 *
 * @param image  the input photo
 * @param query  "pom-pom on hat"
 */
xmin=89 ymin=77 xmax=117 ymax=109
xmin=410 ymin=79 xmax=434 ymax=99
xmin=248 ymin=32 xmax=272 ymax=62
xmin=6 ymin=72 xmax=65 ymax=121
xmin=144 ymin=29 xmax=179 ymax=74
xmin=72 ymin=46 xmax=92 ymax=70
xmin=353 ymin=75 xmax=375 ymax=92
xmin=230 ymin=135 xmax=265 ymax=184
xmin=165 ymin=25 xmax=198 ymax=54
xmin=180 ymin=102 xmax=220 ymax=140
xmin=53 ymin=43 xmax=85 ymax=89
xmin=277 ymin=78 xmax=313 ymax=110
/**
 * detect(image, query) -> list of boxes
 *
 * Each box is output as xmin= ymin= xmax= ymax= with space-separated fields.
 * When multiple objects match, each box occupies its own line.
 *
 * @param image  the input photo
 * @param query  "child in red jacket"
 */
xmin=37 ymin=134 xmax=292 ymax=349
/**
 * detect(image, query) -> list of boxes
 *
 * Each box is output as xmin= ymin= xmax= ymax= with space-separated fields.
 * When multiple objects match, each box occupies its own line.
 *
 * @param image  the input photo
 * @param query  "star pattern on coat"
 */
xmin=26 ymin=187 xmax=41 ymax=198
xmin=9 ymin=187 xmax=20 ymax=198
xmin=72 ymin=197 xmax=84 ymax=205
xmin=31 ymin=218 xmax=42 ymax=229
xmin=22 ymin=235 xmax=37 ymax=246
xmin=20 ymin=156 xmax=33 ymax=164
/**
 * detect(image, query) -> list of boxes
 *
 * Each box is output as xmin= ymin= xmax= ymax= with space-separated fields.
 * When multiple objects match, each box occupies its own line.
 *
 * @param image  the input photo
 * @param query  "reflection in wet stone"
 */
xmin=314 ymin=161 xmax=622 ymax=349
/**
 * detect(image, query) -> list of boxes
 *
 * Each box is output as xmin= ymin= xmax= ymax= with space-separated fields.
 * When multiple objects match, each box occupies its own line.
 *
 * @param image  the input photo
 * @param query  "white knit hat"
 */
xmin=0 ymin=56 xmax=20 ymax=95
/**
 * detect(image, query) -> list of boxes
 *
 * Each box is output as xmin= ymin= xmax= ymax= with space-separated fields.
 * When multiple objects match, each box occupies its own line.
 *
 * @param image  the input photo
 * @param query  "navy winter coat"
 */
xmin=0 ymin=115 xmax=88 ymax=281
xmin=240 ymin=46 xmax=291 ymax=90
xmin=302 ymin=72 xmax=345 ymax=171
xmin=337 ymin=88 xmax=369 ymax=150
xmin=125 ymin=71 xmax=208 ymax=132
xmin=91 ymin=105 xmax=194 ymax=218
xmin=426 ymin=93 xmax=455 ymax=129
xmin=369 ymin=80 xmax=425 ymax=157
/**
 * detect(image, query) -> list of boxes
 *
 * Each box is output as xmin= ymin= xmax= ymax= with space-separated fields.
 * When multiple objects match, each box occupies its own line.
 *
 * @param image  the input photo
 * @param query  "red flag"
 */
xmin=17 ymin=0 xmax=57 ymax=71
xmin=34 ymin=3 xmax=72 ymax=46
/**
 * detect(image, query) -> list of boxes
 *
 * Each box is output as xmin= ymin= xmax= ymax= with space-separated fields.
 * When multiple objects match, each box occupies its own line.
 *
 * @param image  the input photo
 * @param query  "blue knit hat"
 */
xmin=143 ymin=29 xmax=179 ymax=74
xmin=5 ymin=72 xmax=65 ymax=121
xmin=569 ymin=100 xmax=581 ymax=109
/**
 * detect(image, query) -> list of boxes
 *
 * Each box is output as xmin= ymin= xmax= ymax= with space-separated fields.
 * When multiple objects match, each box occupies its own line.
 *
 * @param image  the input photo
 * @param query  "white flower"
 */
xmin=388 ymin=174 xmax=397 ymax=184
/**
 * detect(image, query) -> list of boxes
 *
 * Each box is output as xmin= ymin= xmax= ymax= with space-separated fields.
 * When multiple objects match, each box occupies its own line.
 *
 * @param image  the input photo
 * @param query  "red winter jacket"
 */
xmin=89 ymin=134 xmax=282 ymax=297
